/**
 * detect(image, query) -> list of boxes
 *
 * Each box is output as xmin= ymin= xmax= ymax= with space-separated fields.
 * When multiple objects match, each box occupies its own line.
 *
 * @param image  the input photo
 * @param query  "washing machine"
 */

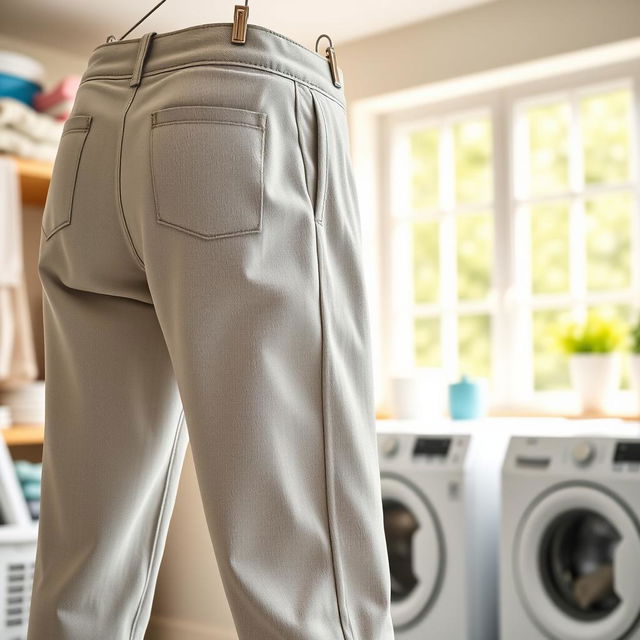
xmin=377 ymin=428 xmax=495 ymax=639
xmin=501 ymin=435 xmax=640 ymax=640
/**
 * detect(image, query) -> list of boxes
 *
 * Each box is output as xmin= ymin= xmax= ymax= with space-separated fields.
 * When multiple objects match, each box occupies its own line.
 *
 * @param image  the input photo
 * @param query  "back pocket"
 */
xmin=150 ymin=105 xmax=266 ymax=240
xmin=42 ymin=114 xmax=92 ymax=240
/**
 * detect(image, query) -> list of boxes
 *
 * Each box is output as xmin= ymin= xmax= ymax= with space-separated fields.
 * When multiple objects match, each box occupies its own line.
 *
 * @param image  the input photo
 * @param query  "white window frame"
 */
xmin=372 ymin=56 xmax=640 ymax=415
xmin=385 ymin=104 xmax=498 ymax=384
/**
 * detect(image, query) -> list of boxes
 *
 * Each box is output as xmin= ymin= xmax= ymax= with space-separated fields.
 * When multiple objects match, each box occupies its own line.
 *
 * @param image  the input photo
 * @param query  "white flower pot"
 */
xmin=569 ymin=353 xmax=621 ymax=414
xmin=629 ymin=354 xmax=640 ymax=414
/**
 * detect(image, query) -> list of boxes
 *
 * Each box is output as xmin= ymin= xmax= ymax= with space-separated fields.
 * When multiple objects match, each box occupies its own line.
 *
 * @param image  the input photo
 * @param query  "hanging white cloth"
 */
xmin=0 ymin=155 xmax=38 ymax=388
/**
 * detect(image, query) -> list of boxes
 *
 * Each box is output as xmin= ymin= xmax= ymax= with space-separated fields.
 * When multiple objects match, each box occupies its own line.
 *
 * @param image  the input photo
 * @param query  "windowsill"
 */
xmin=375 ymin=409 xmax=640 ymax=422
xmin=375 ymin=392 xmax=640 ymax=423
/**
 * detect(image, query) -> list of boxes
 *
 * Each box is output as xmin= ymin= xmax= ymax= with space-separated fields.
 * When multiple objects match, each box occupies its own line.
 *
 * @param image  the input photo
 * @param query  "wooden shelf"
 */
xmin=13 ymin=155 xmax=52 ymax=206
xmin=2 ymin=425 xmax=44 ymax=446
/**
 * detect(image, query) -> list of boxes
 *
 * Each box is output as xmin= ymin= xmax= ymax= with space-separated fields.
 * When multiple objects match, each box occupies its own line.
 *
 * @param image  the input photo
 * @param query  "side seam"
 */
xmin=314 ymin=216 xmax=355 ymax=640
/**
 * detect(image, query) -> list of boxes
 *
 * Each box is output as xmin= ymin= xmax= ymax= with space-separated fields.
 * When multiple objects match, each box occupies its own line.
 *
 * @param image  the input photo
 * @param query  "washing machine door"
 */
xmin=380 ymin=473 xmax=445 ymax=630
xmin=514 ymin=483 xmax=640 ymax=640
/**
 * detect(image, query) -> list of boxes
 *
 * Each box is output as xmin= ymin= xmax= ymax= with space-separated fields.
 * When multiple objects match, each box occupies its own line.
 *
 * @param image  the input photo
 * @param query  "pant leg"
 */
xmin=27 ymin=78 xmax=190 ymax=639
xmin=122 ymin=64 xmax=394 ymax=640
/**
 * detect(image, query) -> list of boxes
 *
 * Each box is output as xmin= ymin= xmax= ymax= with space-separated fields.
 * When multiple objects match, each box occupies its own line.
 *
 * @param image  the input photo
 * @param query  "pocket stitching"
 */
xmin=152 ymin=104 xmax=267 ymax=128
xmin=42 ymin=119 xmax=92 ymax=240
xmin=149 ymin=113 xmax=265 ymax=240
xmin=313 ymin=94 xmax=329 ymax=226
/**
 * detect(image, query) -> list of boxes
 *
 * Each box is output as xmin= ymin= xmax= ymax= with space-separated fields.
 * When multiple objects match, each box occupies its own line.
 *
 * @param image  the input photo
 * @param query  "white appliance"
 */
xmin=501 ymin=435 xmax=640 ymax=640
xmin=377 ymin=417 xmax=640 ymax=640
xmin=377 ymin=428 xmax=493 ymax=639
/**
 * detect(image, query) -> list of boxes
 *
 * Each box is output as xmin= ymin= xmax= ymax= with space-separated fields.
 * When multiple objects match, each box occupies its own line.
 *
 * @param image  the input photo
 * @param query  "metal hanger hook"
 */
xmin=315 ymin=33 xmax=334 ymax=53
xmin=106 ymin=0 xmax=251 ymax=43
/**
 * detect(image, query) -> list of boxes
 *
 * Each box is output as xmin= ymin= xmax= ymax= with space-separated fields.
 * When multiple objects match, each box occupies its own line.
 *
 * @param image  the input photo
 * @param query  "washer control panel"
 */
xmin=571 ymin=440 xmax=595 ymax=466
xmin=503 ymin=435 xmax=640 ymax=475
xmin=377 ymin=432 xmax=470 ymax=470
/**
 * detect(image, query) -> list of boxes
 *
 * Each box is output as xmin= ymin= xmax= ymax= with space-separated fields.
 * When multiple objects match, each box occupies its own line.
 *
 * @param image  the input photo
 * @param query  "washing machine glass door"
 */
xmin=380 ymin=474 xmax=444 ymax=629
xmin=515 ymin=484 xmax=640 ymax=640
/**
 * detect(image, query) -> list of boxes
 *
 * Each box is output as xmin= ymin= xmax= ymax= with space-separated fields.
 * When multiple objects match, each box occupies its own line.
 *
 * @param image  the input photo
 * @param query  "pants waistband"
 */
xmin=82 ymin=23 xmax=346 ymax=107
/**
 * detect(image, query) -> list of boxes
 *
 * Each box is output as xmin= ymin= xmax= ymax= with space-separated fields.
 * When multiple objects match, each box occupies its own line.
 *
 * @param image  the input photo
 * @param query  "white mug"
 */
xmin=390 ymin=369 xmax=446 ymax=419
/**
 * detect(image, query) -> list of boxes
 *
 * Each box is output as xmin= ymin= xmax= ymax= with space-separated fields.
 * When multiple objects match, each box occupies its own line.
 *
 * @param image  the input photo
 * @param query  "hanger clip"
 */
xmin=315 ymin=34 xmax=343 ymax=89
xmin=231 ymin=1 xmax=249 ymax=44
xmin=326 ymin=45 xmax=342 ymax=88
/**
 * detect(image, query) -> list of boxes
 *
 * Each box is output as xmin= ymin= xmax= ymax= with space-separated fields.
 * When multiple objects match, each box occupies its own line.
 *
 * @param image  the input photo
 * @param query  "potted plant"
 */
xmin=554 ymin=309 xmax=628 ymax=414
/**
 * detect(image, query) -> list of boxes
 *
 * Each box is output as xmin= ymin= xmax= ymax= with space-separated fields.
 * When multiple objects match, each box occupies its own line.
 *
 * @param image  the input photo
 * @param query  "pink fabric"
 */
xmin=33 ymin=75 xmax=80 ymax=113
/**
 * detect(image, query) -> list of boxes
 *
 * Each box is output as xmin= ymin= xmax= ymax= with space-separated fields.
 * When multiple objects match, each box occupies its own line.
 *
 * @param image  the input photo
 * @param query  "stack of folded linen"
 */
xmin=0 ymin=406 xmax=10 ymax=430
xmin=0 ymin=97 xmax=63 ymax=162
xmin=34 ymin=75 xmax=81 ymax=121
xmin=14 ymin=459 xmax=41 ymax=520
xmin=0 ymin=156 xmax=39 ymax=390
xmin=0 ymin=381 xmax=46 ymax=425
xmin=0 ymin=50 xmax=44 ymax=107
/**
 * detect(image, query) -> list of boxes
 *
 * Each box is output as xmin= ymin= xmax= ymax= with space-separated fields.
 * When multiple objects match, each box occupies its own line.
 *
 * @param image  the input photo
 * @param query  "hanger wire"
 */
xmin=114 ymin=0 xmax=169 ymax=41
xmin=110 ymin=0 xmax=250 ymax=42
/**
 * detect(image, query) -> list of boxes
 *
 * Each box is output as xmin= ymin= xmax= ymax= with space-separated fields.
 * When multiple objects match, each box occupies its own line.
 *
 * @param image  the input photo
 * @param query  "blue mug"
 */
xmin=449 ymin=375 xmax=485 ymax=420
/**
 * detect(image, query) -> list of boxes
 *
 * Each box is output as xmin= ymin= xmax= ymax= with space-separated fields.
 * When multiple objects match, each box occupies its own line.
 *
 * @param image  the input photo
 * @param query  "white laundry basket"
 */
xmin=0 ymin=431 xmax=41 ymax=639
xmin=0 ymin=525 xmax=37 ymax=640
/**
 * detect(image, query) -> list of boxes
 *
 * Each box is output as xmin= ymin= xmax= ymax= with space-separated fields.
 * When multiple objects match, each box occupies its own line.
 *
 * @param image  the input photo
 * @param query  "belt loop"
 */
xmin=130 ymin=31 xmax=156 ymax=88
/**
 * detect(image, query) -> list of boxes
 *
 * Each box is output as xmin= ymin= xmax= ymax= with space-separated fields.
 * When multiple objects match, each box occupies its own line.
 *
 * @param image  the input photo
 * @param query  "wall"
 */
xmin=337 ymin=0 xmax=640 ymax=105
xmin=0 ymin=33 xmax=87 ymax=87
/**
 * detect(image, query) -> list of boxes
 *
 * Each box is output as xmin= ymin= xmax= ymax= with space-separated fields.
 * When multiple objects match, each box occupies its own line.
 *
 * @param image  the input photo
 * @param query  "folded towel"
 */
xmin=42 ymin=100 xmax=75 ymax=121
xmin=0 ymin=97 xmax=63 ymax=144
xmin=0 ymin=128 xmax=58 ymax=163
xmin=33 ymin=75 xmax=80 ymax=113
xmin=0 ymin=156 xmax=38 ymax=388
xmin=0 ymin=154 xmax=22 ymax=286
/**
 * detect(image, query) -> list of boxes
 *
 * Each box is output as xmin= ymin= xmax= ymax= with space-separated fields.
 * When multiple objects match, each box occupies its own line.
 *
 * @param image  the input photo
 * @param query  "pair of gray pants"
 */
xmin=27 ymin=23 xmax=394 ymax=640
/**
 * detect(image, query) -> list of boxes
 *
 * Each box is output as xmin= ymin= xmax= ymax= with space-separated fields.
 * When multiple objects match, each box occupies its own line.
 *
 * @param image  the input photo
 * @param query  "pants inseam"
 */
xmin=129 ymin=409 xmax=186 ymax=639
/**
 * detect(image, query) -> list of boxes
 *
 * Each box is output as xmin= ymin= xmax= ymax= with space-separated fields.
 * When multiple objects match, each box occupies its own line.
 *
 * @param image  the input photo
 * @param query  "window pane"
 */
xmin=581 ymin=89 xmax=632 ymax=185
xmin=586 ymin=192 xmax=633 ymax=292
xmin=458 ymin=314 xmax=491 ymax=379
xmin=413 ymin=220 xmax=440 ymax=304
xmin=410 ymin=128 xmax=439 ymax=211
xmin=454 ymin=118 xmax=492 ymax=205
xmin=527 ymin=102 xmax=570 ymax=196
xmin=415 ymin=317 xmax=441 ymax=367
xmin=457 ymin=212 xmax=493 ymax=301
xmin=588 ymin=304 xmax=633 ymax=390
xmin=533 ymin=309 xmax=571 ymax=390
xmin=531 ymin=202 xmax=570 ymax=295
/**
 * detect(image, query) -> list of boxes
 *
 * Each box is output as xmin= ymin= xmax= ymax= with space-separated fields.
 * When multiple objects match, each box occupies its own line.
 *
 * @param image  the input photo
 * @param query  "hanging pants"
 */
xmin=27 ymin=23 xmax=394 ymax=640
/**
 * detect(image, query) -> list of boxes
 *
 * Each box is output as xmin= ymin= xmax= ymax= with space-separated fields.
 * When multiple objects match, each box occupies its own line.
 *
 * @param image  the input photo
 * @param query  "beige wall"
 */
xmin=338 ymin=0 xmax=640 ymax=105
xmin=0 ymin=33 xmax=87 ymax=86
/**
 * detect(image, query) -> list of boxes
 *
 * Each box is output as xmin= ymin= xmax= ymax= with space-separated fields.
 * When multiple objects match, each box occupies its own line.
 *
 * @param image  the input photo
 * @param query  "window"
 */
xmin=381 ymin=63 xmax=640 ymax=411
xmin=515 ymin=85 xmax=637 ymax=393
xmin=389 ymin=112 xmax=495 ymax=384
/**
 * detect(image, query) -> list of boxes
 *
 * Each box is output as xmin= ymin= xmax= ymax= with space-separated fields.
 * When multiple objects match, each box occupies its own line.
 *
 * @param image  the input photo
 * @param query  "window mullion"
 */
xmin=491 ymin=95 xmax=514 ymax=406
xmin=630 ymin=73 xmax=640 ymax=306
xmin=569 ymin=91 xmax=587 ymax=312
xmin=440 ymin=124 xmax=458 ymax=380
xmin=389 ymin=130 xmax=415 ymax=375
